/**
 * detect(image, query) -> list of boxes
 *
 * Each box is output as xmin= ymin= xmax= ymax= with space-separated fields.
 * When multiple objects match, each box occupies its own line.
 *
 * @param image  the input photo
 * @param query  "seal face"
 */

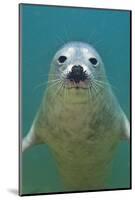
xmin=22 ymin=41 xmax=130 ymax=192
xmin=52 ymin=42 xmax=105 ymax=90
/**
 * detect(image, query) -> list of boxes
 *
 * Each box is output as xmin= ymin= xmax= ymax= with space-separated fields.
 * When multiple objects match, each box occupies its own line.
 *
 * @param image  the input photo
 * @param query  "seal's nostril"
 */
xmin=72 ymin=65 xmax=84 ymax=74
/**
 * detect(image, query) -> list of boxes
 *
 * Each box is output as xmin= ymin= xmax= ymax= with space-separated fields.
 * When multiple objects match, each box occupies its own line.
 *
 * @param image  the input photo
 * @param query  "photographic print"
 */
xmin=19 ymin=4 xmax=131 ymax=196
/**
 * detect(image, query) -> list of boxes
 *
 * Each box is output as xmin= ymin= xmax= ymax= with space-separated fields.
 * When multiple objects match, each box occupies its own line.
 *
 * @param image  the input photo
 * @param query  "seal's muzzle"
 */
xmin=67 ymin=65 xmax=88 ymax=83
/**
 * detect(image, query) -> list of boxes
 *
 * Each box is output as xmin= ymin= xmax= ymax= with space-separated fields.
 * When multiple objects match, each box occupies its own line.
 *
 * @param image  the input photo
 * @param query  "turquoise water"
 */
xmin=20 ymin=4 xmax=130 ymax=195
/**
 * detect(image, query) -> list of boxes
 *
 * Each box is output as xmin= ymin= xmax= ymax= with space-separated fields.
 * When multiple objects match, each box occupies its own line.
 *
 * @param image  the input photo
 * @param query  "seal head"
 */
xmin=51 ymin=42 xmax=106 ymax=90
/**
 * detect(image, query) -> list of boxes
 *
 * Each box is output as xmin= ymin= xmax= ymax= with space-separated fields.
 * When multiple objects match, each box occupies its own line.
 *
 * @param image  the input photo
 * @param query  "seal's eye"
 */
xmin=58 ymin=56 xmax=67 ymax=64
xmin=89 ymin=57 xmax=98 ymax=66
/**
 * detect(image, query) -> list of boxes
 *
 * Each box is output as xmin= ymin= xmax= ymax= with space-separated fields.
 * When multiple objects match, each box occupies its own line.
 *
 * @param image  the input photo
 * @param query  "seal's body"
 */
xmin=22 ymin=42 xmax=130 ymax=191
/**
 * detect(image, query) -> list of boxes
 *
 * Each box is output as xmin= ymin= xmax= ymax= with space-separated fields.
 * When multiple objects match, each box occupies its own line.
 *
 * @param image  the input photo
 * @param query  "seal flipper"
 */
xmin=22 ymin=105 xmax=48 ymax=152
xmin=22 ymin=123 xmax=39 ymax=152
xmin=120 ymin=111 xmax=130 ymax=141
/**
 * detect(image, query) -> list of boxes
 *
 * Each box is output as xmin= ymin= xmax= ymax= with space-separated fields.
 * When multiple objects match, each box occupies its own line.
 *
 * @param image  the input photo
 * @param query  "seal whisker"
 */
xmin=88 ymin=86 xmax=92 ymax=100
xmin=47 ymin=79 xmax=62 ymax=83
xmin=93 ymin=81 xmax=98 ymax=91
xmin=92 ymin=83 xmax=97 ymax=93
xmin=91 ymin=81 xmax=98 ymax=96
xmin=52 ymin=81 xmax=64 ymax=99
xmin=65 ymin=85 xmax=69 ymax=100
xmin=57 ymin=82 xmax=64 ymax=97
xmin=94 ymin=79 xmax=118 ymax=92
xmin=88 ymin=82 xmax=95 ymax=99
xmin=92 ymin=86 xmax=98 ymax=97
xmin=93 ymin=81 xmax=104 ymax=90
xmin=34 ymin=82 xmax=47 ymax=90
xmin=46 ymin=80 xmax=62 ymax=91
xmin=51 ymin=83 xmax=61 ymax=99
xmin=96 ymin=75 xmax=115 ymax=82
xmin=63 ymin=85 xmax=67 ymax=104
xmin=42 ymin=73 xmax=56 ymax=76
xmin=93 ymin=83 xmax=104 ymax=91
xmin=64 ymin=85 xmax=68 ymax=103
xmin=91 ymin=86 xmax=96 ymax=99
xmin=94 ymin=79 xmax=110 ymax=86
xmin=34 ymin=79 xmax=61 ymax=90
xmin=87 ymin=88 xmax=90 ymax=100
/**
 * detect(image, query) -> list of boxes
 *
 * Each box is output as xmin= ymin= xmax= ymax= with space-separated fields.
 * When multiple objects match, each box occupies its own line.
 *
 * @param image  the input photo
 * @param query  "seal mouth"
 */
xmin=65 ymin=80 xmax=89 ymax=89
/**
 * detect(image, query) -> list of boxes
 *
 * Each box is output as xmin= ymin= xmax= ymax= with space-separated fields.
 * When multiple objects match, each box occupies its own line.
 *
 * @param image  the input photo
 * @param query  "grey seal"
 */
xmin=22 ymin=41 xmax=130 ymax=191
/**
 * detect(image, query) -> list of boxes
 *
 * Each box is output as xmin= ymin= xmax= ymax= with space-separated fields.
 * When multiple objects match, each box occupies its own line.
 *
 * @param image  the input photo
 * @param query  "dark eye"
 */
xmin=58 ymin=56 xmax=67 ymax=63
xmin=89 ymin=57 xmax=98 ymax=65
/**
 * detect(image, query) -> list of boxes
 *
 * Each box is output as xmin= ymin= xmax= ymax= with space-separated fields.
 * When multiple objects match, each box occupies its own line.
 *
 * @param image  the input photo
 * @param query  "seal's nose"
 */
xmin=71 ymin=65 xmax=84 ymax=76
xmin=67 ymin=65 xmax=86 ymax=83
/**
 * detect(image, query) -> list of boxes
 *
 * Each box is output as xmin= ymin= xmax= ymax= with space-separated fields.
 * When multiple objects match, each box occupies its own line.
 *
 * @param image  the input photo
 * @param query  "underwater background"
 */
xmin=20 ymin=4 xmax=130 ymax=195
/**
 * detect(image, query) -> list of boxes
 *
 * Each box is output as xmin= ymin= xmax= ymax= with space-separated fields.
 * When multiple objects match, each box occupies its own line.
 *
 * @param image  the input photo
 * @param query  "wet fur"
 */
xmin=22 ymin=42 xmax=130 ymax=191
xmin=31 ymin=75 xmax=123 ymax=190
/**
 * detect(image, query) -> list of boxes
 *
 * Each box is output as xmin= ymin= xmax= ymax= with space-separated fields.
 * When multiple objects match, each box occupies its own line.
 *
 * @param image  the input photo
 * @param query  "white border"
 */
xmin=0 ymin=0 xmax=134 ymax=199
